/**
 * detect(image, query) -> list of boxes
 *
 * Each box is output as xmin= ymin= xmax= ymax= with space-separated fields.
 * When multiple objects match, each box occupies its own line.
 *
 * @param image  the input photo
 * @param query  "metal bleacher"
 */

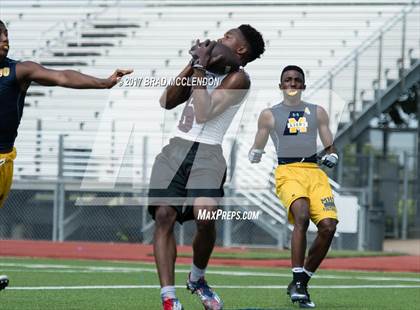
xmin=2 ymin=0 xmax=413 ymax=176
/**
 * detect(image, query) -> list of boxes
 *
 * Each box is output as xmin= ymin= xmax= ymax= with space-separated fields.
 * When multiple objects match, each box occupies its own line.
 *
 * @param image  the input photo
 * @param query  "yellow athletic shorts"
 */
xmin=274 ymin=162 xmax=338 ymax=225
xmin=0 ymin=148 xmax=16 ymax=208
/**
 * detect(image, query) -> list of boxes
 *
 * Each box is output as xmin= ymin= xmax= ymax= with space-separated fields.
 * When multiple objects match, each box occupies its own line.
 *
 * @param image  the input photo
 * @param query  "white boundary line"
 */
xmin=6 ymin=284 xmax=420 ymax=291
xmin=1 ymin=262 xmax=419 ymax=283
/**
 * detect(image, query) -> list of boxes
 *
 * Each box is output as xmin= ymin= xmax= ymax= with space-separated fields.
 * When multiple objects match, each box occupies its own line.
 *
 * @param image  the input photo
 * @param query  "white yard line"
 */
xmin=1 ymin=262 xmax=419 ymax=283
xmin=6 ymin=284 xmax=420 ymax=291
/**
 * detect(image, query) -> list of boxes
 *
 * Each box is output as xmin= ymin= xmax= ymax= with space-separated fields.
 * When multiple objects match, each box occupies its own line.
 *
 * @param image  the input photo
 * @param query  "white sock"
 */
xmin=292 ymin=267 xmax=304 ymax=273
xmin=190 ymin=263 xmax=206 ymax=282
xmin=303 ymin=267 xmax=314 ymax=277
xmin=161 ymin=286 xmax=176 ymax=300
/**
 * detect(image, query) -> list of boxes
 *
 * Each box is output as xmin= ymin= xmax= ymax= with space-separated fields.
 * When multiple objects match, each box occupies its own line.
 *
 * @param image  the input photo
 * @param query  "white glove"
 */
xmin=321 ymin=153 xmax=339 ymax=168
xmin=248 ymin=149 xmax=265 ymax=163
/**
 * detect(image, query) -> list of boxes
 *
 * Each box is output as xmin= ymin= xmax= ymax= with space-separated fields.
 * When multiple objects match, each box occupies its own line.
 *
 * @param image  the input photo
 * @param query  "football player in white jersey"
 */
xmin=148 ymin=25 xmax=265 ymax=310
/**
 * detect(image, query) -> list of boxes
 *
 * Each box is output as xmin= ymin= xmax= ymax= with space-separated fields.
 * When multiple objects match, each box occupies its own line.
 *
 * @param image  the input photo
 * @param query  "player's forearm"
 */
xmin=59 ymin=70 xmax=110 ymax=89
xmin=251 ymin=130 xmax=269 ymax=150
xmin=160 ymin=64 xmax=194 ymax=109
xmin=323 ymin=144 xmax=337 ymax=155
xmin=319 ymin=129 xmax=337 ymax=154
xmin=251 ymin=141 xmax=267 ymax=151
xmin=249 ymin=129 xmax=269 ymax=163
xmin=191 ymin=68 xmax=212 ymax=123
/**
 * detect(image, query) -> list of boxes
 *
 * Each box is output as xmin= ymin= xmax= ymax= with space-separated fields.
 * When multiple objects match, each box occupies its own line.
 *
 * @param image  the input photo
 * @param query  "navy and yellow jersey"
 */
xmin=269 ymin=101 xmax=318 ymax=159
xmin=0 ymin=57 xmax=26 ymax=152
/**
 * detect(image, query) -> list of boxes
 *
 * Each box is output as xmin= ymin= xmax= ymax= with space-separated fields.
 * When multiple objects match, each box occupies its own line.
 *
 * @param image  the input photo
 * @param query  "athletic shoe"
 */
xmin=0 ymin=275 xmax=9 ymax=291
xmin=299 ymin=299 xmax=316 ymax=308
xmin=299 ymin=284 xmax=315 ymax=308
xmin=186 ymin=273 xmax=223 ymax=310
xmin=287 ymin=280 xmax=309 ymax=302
xmin=162 ymin=297 xmax=184 ymax=310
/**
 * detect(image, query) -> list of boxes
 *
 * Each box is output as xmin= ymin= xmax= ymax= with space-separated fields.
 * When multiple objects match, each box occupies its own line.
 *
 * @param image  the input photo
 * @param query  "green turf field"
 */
xmin=177 ymin=249 xmax=406 ymax=260
xmin=0 ymin=257 xmax=419 ymax=309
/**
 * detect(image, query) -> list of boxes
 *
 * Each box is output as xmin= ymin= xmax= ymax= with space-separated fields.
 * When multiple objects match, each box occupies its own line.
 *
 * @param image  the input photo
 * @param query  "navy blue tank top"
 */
xmin=0 ymin=57 xmax=26 ymax=152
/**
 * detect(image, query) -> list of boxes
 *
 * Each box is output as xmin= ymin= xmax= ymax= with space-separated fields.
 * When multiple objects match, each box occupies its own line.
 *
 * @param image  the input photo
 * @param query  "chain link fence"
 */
xmin=0 ymin=189 xmax=54 ymax=241
xmin=0 ymin=184 xmax=285 ymax=247
xmin=328 ymin=151 xmax=419 ymax=240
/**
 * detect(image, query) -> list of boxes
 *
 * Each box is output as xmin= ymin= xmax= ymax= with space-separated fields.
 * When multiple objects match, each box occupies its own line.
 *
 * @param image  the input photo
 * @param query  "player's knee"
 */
xmin=292 ymin=209 xmax=310 ymax=230
xmin=318 ymin=220 xmax=337 ymax=238
xmin=154 ymin=206 xmax=177 ymax=230
xmin=196 ymin=218 xmax=216 ymax=233
xmin=290 ymin=198 xmax=310 ymax=229
xmin=195 ymin=206 xmax=217 ymax=232
xmin=294 ymin=215 xmax=310 ymax=230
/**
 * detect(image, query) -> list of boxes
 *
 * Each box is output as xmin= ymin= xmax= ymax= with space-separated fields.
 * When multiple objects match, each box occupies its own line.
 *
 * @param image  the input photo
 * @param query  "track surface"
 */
xmin=1 ymin=240 xmax=419 ymax=272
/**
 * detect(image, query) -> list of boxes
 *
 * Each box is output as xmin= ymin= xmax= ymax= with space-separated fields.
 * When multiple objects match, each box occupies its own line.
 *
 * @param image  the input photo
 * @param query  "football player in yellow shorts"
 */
xmin=249 ymin=65 xmax=339 ymax=308
xmin=0 ymin=148 xmax=16 ymax=209
xmin=0 ymin=20 xmax=132 ymax=291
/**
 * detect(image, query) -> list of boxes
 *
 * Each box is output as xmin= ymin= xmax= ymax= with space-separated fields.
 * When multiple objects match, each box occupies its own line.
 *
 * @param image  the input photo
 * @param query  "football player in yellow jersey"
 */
xmin=249 ymin=65 xmax=339 ymax=308
xmin=0 ymin=20 xmax=132 ymax=291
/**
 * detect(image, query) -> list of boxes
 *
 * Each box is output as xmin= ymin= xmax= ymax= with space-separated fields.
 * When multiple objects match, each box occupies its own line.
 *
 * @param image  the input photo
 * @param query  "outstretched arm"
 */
xmin=16 ymin=61 xmax=132 ymax=90
xmin=249 ymin=109 xmax=275 ymax=163
xmin=317 ymin=105 xmax=338 ymax=167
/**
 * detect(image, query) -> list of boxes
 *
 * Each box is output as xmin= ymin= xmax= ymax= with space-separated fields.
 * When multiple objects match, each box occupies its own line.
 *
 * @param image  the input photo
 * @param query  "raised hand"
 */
xmin=107 ymin=69 xmax=133 ymax=88
xmin=189 ymin=40 xmax=217 ymax=69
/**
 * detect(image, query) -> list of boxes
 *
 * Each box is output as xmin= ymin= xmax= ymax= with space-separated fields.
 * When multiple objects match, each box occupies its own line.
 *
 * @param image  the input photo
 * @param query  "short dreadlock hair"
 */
xmin=238 ymin=24 xmax=265 ymax=63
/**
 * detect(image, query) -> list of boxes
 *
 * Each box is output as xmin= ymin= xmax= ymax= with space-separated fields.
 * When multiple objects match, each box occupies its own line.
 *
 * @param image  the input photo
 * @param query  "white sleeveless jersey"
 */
xmin=174 ymin=70 xmax=243 ymax=145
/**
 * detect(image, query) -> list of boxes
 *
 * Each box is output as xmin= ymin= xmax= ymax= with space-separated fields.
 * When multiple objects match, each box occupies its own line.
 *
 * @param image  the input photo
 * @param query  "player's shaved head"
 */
xmin=281 ymin=65 xmax=305 ymax=83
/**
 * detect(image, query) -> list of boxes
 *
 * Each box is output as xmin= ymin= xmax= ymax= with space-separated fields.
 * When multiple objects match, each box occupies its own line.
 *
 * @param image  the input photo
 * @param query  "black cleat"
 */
xmin=0 ymin=275 xmax=9 ymax=291
xmin=287 ymin=280 xmax=309 ymax=303
xmin=299 ymin=299 xmax=316 ymax=308
xmin=299 ymin=283 xmax=315 ymax=308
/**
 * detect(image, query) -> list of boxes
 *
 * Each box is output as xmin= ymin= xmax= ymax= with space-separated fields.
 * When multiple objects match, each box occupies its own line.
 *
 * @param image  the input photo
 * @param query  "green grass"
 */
xmin=176 ymin=249 xmax=406 ymax=260
xmin=0 ymin=256 xmax=419 ymax=309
